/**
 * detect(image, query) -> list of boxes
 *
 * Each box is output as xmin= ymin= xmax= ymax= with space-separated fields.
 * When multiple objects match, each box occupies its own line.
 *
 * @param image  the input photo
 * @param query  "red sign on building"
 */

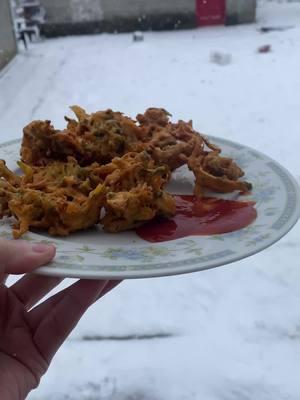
xmin=196 ymin=0 xmax=226 ymax=26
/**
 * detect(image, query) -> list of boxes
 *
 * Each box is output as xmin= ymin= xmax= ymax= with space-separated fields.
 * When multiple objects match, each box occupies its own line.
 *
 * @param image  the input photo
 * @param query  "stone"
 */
xmin=133 ymin=31 xmax=144 ymax=42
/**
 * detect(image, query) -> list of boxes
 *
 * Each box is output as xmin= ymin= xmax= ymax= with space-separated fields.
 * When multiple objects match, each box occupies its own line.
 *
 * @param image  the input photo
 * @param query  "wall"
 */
xmin=39 ymin=0 xmax=72 ymax=23
xmin=0 ymin=0 xmax=17 ymax=70
xmin=71 ymin=0 xmax=103 ymax=22
xmin=41 ymin=0 xmax=196 ymax=36
xmin=39 ymin=0 xmax=103 ymax=23
xmin=40 ymin=0 xmax=256 ymax=37
xmin=101 ymin=0 xmax=195 ymax=19
xmin=226 ymin=0 xmax=256 ymax=24
xmin=40 ymin=0 xmax=194 ymax=22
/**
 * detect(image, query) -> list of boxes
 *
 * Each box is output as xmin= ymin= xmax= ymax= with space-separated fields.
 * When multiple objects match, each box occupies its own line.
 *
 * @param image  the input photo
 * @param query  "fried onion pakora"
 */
xmin=21 ymin=106 xmax=144 ymax=166
xmin=21 ymin=106 xmax=251 ymax=198
xmin=89 ymin=151 xmax=175 ymax=232
xmin=0 ymin=105 xmax=253 ymax=238
xmin=21 ymin=106 xmax=251 ymax=197
xmin=136 ymin=108 xmax=252 ymax=196
xmin=102 ymin=184 xmax=175 ymax=233
xmin=0 ymin=158 xmax=105 ymax=238
xmin=0 ymin=152 xmax=174 ymax=238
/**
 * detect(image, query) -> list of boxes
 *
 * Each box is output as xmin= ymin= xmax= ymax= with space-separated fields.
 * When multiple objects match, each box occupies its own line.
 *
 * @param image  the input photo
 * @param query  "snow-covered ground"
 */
xmin=1 ymin=1 xmax=300 ymax=399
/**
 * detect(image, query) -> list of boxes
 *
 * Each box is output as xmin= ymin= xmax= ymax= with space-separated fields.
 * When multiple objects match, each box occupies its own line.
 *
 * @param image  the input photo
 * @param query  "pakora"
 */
xmin=0 ymin=106 xmax=252 ymax=238
xmin=21 ymin=106 xmax=144 ymax=166
xmin=0 ymin=152 xmax=174 ymax=238
xmin=21 ymin=106 xmax=251 ymax=198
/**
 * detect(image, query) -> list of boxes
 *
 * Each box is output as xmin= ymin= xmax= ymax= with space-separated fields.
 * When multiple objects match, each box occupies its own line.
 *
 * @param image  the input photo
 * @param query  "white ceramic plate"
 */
xmin=1 ymin=137 xmax=299 ymax=279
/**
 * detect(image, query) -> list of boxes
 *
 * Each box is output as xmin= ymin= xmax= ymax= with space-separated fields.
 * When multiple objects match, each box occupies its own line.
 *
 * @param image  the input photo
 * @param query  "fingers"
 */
xmin=32 ymin=279 xmax=108 ymax=363
xmin=2 ymin=274 xmax=8 ymax=285
xmin=0 ymin=239 xmax=56 ymax=283
xmin=28 ymin=279 xmax=122 ymax=331
xmin=95 ymin=279 xmax=122 ymax=300
xmin=9 ymin=275 xmax=63 ymax=310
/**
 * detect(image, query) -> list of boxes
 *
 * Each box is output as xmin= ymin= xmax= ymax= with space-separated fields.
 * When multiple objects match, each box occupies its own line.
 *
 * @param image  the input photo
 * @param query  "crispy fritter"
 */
xmin=93 ymin=152 xmax=175 ymax=232
xmin=137 ymin=109 xmax=200 ymax=170
xmin=92 ymin=152 xmax=171 ymax=193
xmin=20 ymin=105 xmax=251 ymax=199
xmin=21 ymin=106 xmax=144 ymax=166
xmin=137 ymin=108 xmax=251 ymax=196
xmin=184 ymin=139 xmax=252 ymax=197
xmin=102 ymin=184 xmax=175 ymax=233
xmin=1 ymin=105 xmax=254 ymax=238
xmin=0 ymin=159 xmax=105 ymax=238
xmin=0 ymin=152 xmax=174 ymax=238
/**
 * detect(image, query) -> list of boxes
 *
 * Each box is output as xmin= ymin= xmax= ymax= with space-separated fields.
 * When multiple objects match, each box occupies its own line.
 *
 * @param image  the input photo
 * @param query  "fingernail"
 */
xmin=32 ymin=243 xmax=54 ymax=253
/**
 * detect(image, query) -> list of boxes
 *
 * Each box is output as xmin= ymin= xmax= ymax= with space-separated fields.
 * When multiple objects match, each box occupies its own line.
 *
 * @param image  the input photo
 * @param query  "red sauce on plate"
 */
xmin=136 ymin=195 xmax=257 ymax=243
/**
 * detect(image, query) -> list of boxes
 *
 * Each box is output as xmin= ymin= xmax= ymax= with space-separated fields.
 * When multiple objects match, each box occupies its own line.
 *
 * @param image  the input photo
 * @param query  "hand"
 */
xmin=0 ymin=239 xmax=120 ymax=400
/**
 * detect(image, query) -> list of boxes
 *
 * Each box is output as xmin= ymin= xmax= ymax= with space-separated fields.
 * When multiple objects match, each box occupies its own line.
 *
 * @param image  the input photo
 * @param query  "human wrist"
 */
xmin=0 ymin=356 xmax=37 ymax=400
xmin=0 ymin=376 xmax=31 ymax=400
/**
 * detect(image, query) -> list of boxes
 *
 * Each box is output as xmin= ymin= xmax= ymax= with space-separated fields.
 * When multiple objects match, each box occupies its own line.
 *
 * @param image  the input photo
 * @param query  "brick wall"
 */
xmin=0 ymin=0 xmax=17 ymax=70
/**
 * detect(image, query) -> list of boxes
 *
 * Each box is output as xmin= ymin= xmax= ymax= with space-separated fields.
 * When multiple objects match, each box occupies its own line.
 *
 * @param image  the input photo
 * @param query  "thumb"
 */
xmin=0 ymin=239 xmax=56 ymax=276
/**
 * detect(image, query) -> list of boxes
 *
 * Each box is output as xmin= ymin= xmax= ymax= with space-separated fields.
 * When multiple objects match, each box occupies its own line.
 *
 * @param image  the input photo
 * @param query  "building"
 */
xmin=40 ymin=0 xmax=256 ymax=37
xmin=0 ymin=0 xmax=17 ymax=70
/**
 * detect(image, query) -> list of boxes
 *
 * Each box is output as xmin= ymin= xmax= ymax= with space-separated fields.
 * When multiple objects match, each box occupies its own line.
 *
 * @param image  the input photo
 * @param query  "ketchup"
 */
xmin=136 ymin=195 xmax=257 ymax=243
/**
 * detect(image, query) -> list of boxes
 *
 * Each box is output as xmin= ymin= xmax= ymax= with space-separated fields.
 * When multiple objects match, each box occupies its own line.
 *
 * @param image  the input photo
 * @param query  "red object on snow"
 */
xmin=196 ymin=0 xmax=226 ymax=26
xmin=258 ymin=45 xmax=272 ymax=53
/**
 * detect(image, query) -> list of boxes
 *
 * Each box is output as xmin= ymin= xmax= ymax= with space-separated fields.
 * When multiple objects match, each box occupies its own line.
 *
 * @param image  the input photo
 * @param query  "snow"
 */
xmin=1 ymin=1 xmax=300 ymax=399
